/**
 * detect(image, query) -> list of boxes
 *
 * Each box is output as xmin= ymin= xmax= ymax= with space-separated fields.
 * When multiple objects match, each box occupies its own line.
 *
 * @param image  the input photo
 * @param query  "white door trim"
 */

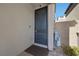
xmin=34 ymin=43 xmax=48 ymax=48
xmin=34 ymin=6 xmax=48 ymax=49
xmin=48 ymin=4 xmax=55 ymax=51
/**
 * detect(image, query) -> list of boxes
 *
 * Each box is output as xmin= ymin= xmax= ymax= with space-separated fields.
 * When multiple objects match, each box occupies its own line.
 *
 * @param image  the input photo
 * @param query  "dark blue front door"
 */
xmin=35 ymin=7 xmax=48 ymax=45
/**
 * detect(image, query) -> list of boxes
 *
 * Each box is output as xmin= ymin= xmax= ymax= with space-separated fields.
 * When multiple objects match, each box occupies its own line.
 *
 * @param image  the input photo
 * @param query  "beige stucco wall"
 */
xmin=55 ymin=20 xmax=77 ymax=47
xmin=55 ymin=4 xmax=79 ymax=47
xmin=55 ymin=21 xmax=70 ymax=47
xmin=66 ymin=4 xmax=79 ymax=21
xmin=0 ymin=4 xmax=34 ymax=56
xmin=48 ymin=4 xmax=55 ymax=51
xmin=0 ymin=3 xmax=55 ymax=55
xmin=69 ymin=20 xmax=79 ymax=47
xmin=66 ymin=4 xmax=79 ymax=47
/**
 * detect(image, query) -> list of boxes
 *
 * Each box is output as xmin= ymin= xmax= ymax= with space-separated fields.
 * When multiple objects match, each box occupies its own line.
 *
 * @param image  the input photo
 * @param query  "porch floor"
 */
xmin=25 ymin=45 xmax=49 ymax=56
xmin=18 ymin=45 xmax=66 ymax=56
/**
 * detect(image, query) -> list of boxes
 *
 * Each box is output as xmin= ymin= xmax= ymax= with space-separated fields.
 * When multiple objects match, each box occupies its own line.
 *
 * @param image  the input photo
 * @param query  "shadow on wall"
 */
xmin=69 ymin=20 xmax=77 ymax=26
xmin=55 ymin=20 xmax=77 ymax=47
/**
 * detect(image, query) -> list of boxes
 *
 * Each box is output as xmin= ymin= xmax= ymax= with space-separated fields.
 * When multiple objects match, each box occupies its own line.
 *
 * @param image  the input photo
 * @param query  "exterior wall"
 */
xmin=69 ymin=20 xmax=79 ymax=47
xmin=66 ymin=4 xmax=79 ymax=21
xmin=66 ymin=4 xmax=79 ymax=47
xmin=0 ymin=4 xmax=34 ymax=55
xmin=48 ymin=4 xmax=55 ymax=51
xmin=0 ymin=3 xmax=55 ymax=55
xmin=55 ymin=4 xmax=79 ymax=47
xmin=55 ymin=21 xmax=69 ymax=47
xmin=69 ymin=26 xmax=77 ymax=46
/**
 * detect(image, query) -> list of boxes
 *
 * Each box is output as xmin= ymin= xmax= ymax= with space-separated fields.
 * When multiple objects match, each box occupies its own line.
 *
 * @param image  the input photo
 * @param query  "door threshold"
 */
xmin=34 ymin=43 xmax=48 ymax=48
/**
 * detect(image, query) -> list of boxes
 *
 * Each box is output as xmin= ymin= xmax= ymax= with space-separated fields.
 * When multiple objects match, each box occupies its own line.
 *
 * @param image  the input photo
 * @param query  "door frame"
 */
xmin=34 ymin=6 xmax=48 ymax=48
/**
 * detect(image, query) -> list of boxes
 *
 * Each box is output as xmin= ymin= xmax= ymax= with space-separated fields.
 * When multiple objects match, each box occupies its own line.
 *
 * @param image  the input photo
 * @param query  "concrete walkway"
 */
xmin=48 ymin=47 xmax=66 ymax=56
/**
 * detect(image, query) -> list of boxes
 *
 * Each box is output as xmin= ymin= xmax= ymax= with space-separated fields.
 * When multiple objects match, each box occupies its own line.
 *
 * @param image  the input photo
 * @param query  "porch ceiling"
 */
xmin=31 ymin=3 xmax=49 ymax=6
xmin=30 ymin=3 xmax=50 ymax=9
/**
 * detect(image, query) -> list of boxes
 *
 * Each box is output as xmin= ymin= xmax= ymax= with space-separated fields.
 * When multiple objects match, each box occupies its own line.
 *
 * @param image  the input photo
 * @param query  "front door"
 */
xmin=35 ymin=7 xmax=48 ymax=46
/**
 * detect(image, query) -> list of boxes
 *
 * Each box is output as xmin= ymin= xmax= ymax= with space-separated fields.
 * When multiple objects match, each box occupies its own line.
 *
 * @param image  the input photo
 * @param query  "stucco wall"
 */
xmin=55 ymin=21 xmax=70 ymax=47
xmin=66 ymin=4 xmax=79 ymax=21
xmin=66 ymin=4 xmax=79 ymax=47
xmin=69 ymin=20 xmax=79 ymax=47
xmin=55 ymin=19 xmax=78 ymax=47
xmin=0 ymin=4 xmax=34 ymax=55
xmin=48 ymin=4 xmax=55 ymax=51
